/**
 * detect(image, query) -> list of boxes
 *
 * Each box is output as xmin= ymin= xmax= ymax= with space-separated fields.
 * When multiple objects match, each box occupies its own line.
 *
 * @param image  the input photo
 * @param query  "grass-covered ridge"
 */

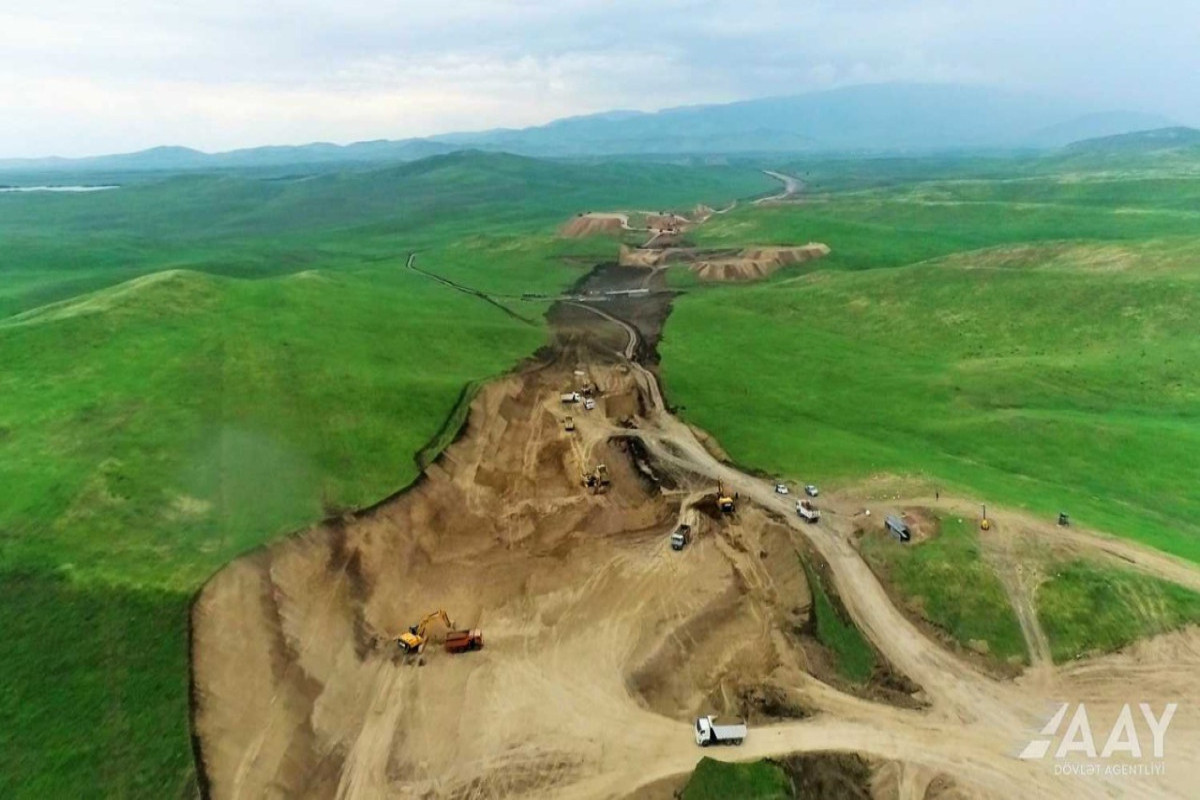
xmin=662 ymin=235 xmax=1200 ymax=563
xmin=802 ymin=560 xmax=877 ymax=683
xmin=680 ymin=757 xmax=792 ymax=800
xmin=1038 ymin=561 xmax=1200 ymax=662
xmin=861 ymin=516 xmax=1027 ymax=664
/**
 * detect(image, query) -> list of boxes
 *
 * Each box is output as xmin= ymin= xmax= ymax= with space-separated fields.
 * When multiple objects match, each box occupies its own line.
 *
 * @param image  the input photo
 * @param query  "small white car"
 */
xmin=805 ymin=484 xmax=819 ymax=497
xmin=583 ymin=398 xmax=597 ymax=411
xmin=774 ymin=483 xmax=789 ymax=495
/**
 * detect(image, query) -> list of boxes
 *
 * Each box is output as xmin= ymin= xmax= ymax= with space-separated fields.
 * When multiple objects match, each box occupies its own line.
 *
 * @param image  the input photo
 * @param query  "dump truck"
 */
xmin=560 ymin=391 xmax=581 ymax=404
xmin=444 ymin=629 xmax=484 ymax=654
xmin=885 ymin=515 xmax=911 ymax=542
xmin=670 ymin=524 xmax=692 ymax=551
xmin=796 ymin=500 xmax=820 ymax=522
xmin=694 ymin=715 xmax=746 ymax=746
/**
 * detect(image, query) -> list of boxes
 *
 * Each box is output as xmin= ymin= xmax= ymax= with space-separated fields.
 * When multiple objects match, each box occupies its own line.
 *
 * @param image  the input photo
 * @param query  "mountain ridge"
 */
xmin=0 ymin=83 xmax=1177 ymax=172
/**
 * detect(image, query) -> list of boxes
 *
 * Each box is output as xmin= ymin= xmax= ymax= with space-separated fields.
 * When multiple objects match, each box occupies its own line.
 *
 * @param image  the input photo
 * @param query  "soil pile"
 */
xmin=617 ymin=244 xmax=831 ymax=281
xmin=692 ymin=244 xmax=831 ymax=282
xmin=560 ymin=213 xmax=627 ymax=238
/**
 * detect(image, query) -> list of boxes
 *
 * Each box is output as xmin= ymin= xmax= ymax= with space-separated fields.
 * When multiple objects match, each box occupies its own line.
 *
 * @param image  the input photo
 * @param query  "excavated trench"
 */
xmin=187 ymin=252 xmax=1200 ymax=800
xmin=187 ymin=260 xmax=919 ymax=799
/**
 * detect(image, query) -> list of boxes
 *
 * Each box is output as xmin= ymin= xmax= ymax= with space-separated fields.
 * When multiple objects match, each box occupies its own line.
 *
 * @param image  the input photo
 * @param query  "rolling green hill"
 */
xmin=664 ymin=165 xmax=1200 ymax=563
xmin=0 ymin=154 xmax=769 ymax=797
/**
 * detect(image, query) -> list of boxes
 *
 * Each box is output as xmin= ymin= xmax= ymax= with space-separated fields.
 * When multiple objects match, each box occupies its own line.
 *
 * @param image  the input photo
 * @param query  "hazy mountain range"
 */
xmin=0 ymin=83 xmax=1183 ymax=173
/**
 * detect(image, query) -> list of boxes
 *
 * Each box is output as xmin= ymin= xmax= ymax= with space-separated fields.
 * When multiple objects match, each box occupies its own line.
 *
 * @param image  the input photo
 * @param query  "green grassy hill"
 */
xmin=0 ymin=154 xmax=769 ymax=797
xmin=0 ymin=151 xmax=773 ymax=316
xmin=664 ymin=163 xmax=1200 ymax=563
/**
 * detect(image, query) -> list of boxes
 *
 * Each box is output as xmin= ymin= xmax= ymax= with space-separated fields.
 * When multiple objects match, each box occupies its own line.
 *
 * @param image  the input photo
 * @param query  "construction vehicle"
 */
xmin=804 ymin=484 xmax=819 ymax=497
xmin=885 ymin=516 xmax=911 ymax=542
xmin=670 ymin=524 xmax=692 ymax=551
xmin=980 ymin=504 xmax=991 ymax=531
xmin=774 ymin=483 xmax=789 ymax=495
xmin=444 ymin=628 xmax=484 ymax=654
xmin=583 ymin=397 xmax=597 ymax=411
xmin=796 ymin=500 xmax=820 ymax=522
xmin=564 ymin=415 xmax=575 ymax=432
xmin=717 ymin=480 xmax=735 ymax=513
xmin=583 ymin=463 xmax=611 ymax=493
xmin=397 ymin=609 xmax=454 ymax=653
xmin=560 ymin=391 xmax=581 ymax=404
xmin=1058 ymin=512 xmax=1070 ymax=527
xmin=694 ymin=715 xmax=746 ymax=747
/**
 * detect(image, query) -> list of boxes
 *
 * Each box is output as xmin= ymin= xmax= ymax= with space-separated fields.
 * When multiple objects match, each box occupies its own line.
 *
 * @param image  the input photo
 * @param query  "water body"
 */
xmin=0 ymin=185 xmax=118 ymax=193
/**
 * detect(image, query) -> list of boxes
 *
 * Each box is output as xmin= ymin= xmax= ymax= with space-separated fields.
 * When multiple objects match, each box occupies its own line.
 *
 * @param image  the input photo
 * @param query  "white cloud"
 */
xmin=0 ymin=0 xmax=1195 ymax=157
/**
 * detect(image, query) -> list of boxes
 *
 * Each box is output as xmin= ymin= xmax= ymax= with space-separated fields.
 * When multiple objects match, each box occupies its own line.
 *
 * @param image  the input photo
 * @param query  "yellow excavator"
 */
xmin=717 ymin=480 xmax=735 ymax=513
xmin=397 ymin=609 xmax=454 ymax=653
xmin=583 ymin=463 xmax=610 ymax=493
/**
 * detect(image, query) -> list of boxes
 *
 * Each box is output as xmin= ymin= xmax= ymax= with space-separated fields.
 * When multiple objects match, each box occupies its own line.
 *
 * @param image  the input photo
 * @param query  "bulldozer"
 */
xmin=583 ymin=463 xmax=611 ymax=494
xmin=717 ymin=480 xmax=735 ymax=513
xmin=397 ymin=609 xmax=454 ymax=654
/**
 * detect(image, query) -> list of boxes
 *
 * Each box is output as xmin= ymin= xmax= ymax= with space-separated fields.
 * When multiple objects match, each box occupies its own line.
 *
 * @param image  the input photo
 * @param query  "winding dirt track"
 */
xmin=191 ymin=246 xmax=1200 ymax=799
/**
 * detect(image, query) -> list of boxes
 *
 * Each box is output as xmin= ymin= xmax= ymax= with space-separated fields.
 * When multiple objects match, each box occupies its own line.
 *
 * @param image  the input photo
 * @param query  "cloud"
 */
xmin=0 ymin=0 xmax=1195 ymax=157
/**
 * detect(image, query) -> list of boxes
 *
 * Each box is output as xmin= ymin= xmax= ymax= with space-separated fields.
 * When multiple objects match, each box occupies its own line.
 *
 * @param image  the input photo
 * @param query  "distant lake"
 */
xmin=0 ymin=185 xmax=119 ymax=193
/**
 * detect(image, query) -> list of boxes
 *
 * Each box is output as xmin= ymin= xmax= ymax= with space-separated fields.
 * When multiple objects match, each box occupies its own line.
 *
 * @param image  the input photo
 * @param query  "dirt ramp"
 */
xmin=617 ymin=243 xmax=831 ymax=280
xmin=561 ymin=213 xmax=627 ymax=238
xmin=692 ymin=244 xmax=831 ymax=282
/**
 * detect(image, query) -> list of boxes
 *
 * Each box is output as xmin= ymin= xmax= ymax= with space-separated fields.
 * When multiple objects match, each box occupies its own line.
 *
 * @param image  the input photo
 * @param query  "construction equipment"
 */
xmin=583 ymin=463 xmax=611 ymax=493
xmin=717 ymin=480 xmax=735 ymax=513
xmin=560 ymin=391 xmax=581 ymax=404
xmin=564 ymin=415 xmax=575 ymax=432
xmin=670 ymin=524 xmax=692 ymax=551
xmin=885 ymin=515 xmax=911 ymax=542
xmin=980 ymin=504 xmax=991 ymax=531
xmin=1058 ymin=512 xmax=1070 ymax=527
xmin=444 ymin=629 xmax=484 ymax=654
xmin=397 ymin=609 xmax=454 ymax=653
xmin=694 ymin=715 xmax=747 ymax=747
xmin=796 ymin=500 xmax=820 ymax=523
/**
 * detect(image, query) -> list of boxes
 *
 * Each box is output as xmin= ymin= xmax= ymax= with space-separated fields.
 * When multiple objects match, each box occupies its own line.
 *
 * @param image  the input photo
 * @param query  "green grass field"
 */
xmin=0 ymin=154 xmax=770 ymax=797
xmin=860 ymin=516 xmax=1027 ymax=664
xmin=680 ymin=757 xmax=792 ymax=800
xmin=663 ymin=237 xmax=1200 ymax=563
xmin=1037 ymin=561 xmax=1200 ymax=662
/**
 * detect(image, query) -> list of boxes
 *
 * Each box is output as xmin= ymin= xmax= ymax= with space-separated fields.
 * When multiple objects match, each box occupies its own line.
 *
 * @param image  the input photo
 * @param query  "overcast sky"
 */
xmin=1 ymin=0 xmax=1196 ymax=158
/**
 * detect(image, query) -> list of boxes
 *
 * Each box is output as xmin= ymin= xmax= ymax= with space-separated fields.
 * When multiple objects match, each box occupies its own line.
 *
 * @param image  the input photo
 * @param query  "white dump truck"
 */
xmin=694 ymin=715 xmax=747 ymax=746
xmin=797 ymin=500 xmax=820 ymax=523
xmin=560 ymin=391 xmax=581 ymax=404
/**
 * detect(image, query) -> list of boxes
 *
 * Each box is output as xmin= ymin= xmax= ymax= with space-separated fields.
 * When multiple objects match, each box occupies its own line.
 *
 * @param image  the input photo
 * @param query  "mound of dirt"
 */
xmin=616 ymin=243 xmax=831 ymax=281
xmin=692 ymin=244 xmax=831 ymax=282
xmin=560 ymin=213 xmax=627 ymax=238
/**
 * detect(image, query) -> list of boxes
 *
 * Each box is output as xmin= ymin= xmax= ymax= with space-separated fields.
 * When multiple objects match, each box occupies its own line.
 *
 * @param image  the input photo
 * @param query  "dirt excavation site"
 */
xmin=191 ymin=230 xmax=1200 ymax=798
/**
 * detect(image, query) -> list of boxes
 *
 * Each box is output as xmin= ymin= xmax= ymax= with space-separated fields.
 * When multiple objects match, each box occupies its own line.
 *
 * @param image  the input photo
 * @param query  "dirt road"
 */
xmin=191 ymin=254 xmax=1200 ymax=799
xmin=754 ymin=170 xmax=804 ymax=204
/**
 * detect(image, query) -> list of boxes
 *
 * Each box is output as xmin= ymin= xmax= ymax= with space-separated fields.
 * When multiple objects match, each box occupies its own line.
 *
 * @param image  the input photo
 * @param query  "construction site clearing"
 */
xmin=190 ymin=190 xmax=1200 ymax=799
